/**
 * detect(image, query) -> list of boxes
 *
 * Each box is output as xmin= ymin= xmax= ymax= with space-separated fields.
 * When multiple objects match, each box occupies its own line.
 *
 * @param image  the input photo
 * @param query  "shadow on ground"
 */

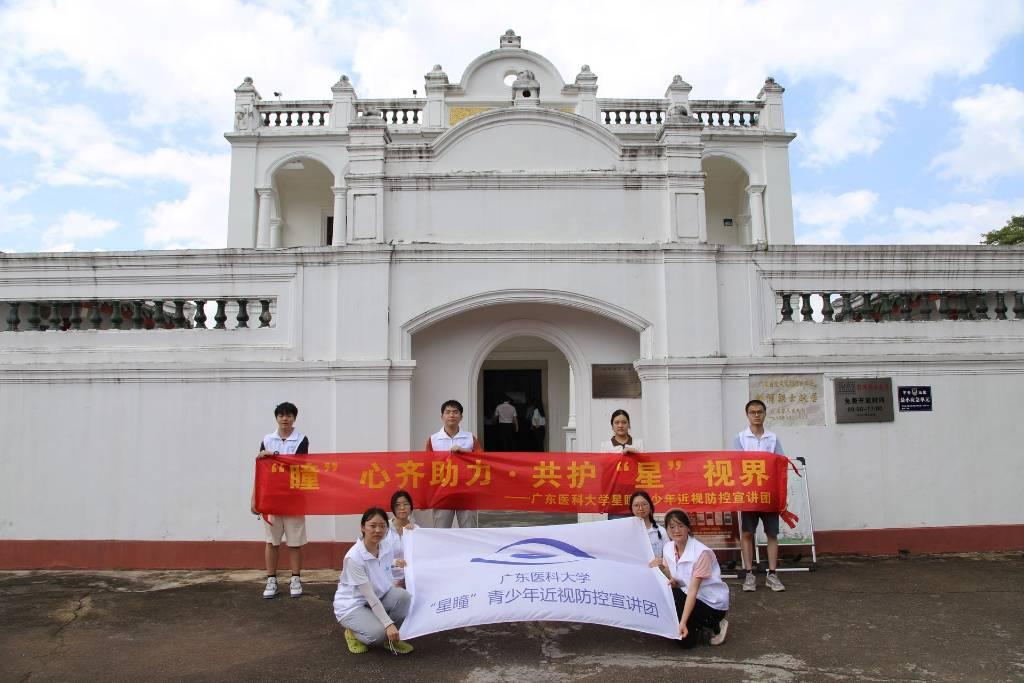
xmin=2 ymin=553 xmax=1022 ymax=681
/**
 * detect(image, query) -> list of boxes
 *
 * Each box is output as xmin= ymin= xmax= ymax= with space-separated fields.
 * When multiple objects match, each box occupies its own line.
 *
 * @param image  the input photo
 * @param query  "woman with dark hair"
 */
xmin=387 ymin=490 xmax=418 ymax=588
xmin=602 ymin=410 xmax=644 ymax=518
xmin=333 ymin=507 xmax=414 ymax=655
xmin=628 ymin=491 xmax=664 ymax=559
xmin=651 ymin=509 xmax=730 ymax=648
xmin=599 ymin=409 xmax=643 ymax=453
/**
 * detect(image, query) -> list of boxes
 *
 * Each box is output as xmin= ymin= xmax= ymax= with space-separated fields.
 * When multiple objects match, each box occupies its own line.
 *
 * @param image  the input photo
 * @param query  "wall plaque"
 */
xmin=592 ymin=364 xmax=642 ymax=399
xmin=834 ymin=377 xmax=893 ymax=423
xmin=749 ymin=374 xmax=825 ymax=427
xmin=898 ymin=386 xmax=933 ymax=412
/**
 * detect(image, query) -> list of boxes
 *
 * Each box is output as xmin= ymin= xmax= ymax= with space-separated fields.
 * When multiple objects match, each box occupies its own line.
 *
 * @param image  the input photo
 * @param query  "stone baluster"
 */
xmin=6 ymin=302 xmax=19 ymax=331
xmin=939 ymin=292 xmax=951 ymax=320
xmin=1014 ymin=292 xmax=1024 ymax=320
xmin=236 ymin=299 xmax=249 ymax=328
xmin=45 ymin=301 xmax=60 ymax=330
xmin=975 ymin=291 xmax=989 ymax=320
xmin=800 ymin=293 xmax=813 ymax=321
xmin=70 ymin=302 xmax=82 ymax=330
xmin=110 ymin=300 xmax=123 ymax=329
xmin=259 ymin=299 xmax=272 ymax=327
xmin=152 ymin=300 xmax=166 ymax=328
xmin=173 ymin=300 xmax=187 ymax=328
xmin=28 ymin=303 xmax=41 ymax=330
xmin=132 ymin=301 xmax=145 ymax=329
xmin=88 ymin=302 xmax=102 ymax=329
xmin=194 ymin=300 xmax=208 ymax=329
xmin=820 ymin=293 xmax=834 ymax=323
xmin=780 ymin=293 xmax=793 ymax=321
xmin=958 ymin=292 xmax=970 ymax=320
xmin=917 ymin=293 xmax=932 ymax=321
xmin=899 ymin=294 xmax=913 ymax=321
xmin=836 ymin=293 xmax=851 ymax=322
xmin=994 ymin=292 xmax=1007 ymax=320
xmin=214 ymin=300 xmax=227 ymax=329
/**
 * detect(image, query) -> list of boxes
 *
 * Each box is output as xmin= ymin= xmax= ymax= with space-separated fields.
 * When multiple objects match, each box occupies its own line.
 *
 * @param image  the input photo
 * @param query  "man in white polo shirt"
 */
xmin=250 ymin=401 xmax=310 ymax=599
xmin=426 ymin=399 xmax=483 ymax=528
xmin=734 ymin=399 xmax=786 ymax=593
xmin=494 ymin=397 xmax=518 ymax=451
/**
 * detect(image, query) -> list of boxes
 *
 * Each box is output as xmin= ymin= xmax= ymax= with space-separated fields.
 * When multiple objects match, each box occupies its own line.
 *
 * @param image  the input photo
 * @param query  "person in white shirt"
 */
xmin=628 ymin=491 xmax=665 ymax=559
xmin=600 ymin=410 xmax=643 ymax=519
xmin=733 ymin=399 xmax=786 ymax=593
xmin=334 ymin=508 xmax=414 ymax=655
xmin=652 ymin=509 xmax=730 ymax=648
xmin=250 ymin=401 xmax=310 ymax=599
xmin=387 ymin=489 xmax=419 ymax=588
xmin=426 ymin=399 xmax=483 ymax=528
xmin=493 ymin=398 xmax=518 ymax=451
xmin=598 ymin=409 xmax=644 ymax=453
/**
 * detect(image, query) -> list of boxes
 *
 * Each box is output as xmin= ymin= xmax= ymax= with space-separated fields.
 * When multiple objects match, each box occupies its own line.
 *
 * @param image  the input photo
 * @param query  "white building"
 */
xmin=2 ymin=31 xmax=1022 ymax=569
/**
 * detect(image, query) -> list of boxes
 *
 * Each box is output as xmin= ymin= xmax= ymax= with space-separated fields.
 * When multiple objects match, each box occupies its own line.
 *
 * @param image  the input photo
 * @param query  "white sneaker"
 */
xmin=766 ymin=572 xmax=786 ymax=592
xmin=289 ymin=575 xmax=303 ymax=598
xmin=742 ymin=572 xmax=757 ymax=591
xmin=262 ymin=576 xmax=278 ymax=599
xmin=709 ymin=618 xmax=729 ymax=646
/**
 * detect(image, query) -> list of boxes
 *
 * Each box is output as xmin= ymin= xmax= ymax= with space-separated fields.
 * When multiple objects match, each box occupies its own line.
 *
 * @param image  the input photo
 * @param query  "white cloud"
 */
xmin=0 ymin=183 xmax=35 ymax=236
xmin=794 ymin=190 xmax=878 ymax=243
xmin=865 ymin=199 xmax=1024 ymax=244
xmin=40 ymin=210 xmax=118 ymax=250
xmin=142 ymin=154 xmax=230 ymax=249
xmin=931 ymin=84 xmax=1024 ymax=186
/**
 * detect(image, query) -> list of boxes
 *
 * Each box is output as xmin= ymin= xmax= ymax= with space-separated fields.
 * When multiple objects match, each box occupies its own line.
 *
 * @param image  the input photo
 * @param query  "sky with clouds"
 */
xmin=1 ymin=0 xmax=1022 ymax=252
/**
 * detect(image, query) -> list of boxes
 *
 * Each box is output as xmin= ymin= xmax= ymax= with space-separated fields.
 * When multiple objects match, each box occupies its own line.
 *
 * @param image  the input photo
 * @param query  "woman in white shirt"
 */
xmin=598 ymin=409 xmax=644 ymax=453
xmin=387 ymin=490 xmax=419 ymax=589
xmin=334 ymin=508 xmax=414 ymax=655
xmin=652 ymin=509 xmax=730 ymax=648
xmin=629 ymin=491 xmax=664 ymax=559
xmin=601 ymin=410 xmax=644 ymax=518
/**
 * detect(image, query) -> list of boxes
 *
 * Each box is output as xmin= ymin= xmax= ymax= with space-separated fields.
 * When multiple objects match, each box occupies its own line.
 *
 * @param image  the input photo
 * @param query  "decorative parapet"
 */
xmin=776 ymin=291 xmax=1024 ymax=323
xmin=598 ymin=98 xmax=763 ymax=127
xmin=2 ymin=299 xmax=276 ymax=332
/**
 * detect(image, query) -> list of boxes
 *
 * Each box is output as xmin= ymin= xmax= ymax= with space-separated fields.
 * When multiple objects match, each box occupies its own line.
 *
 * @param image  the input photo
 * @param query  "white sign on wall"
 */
xmin=749 ymin=374 xmax=825 ymax=427
xmin=401 ymin=518 xmax=679 ymax=640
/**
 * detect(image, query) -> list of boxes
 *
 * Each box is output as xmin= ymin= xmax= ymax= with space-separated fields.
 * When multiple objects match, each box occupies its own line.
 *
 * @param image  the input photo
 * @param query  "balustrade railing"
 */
xmin=777 ymin=291 xmax=1024 ymax=323
xmin=690 ymin=101 xmax=761 ymax=128
xmin=1 ymin=299 xmax=276 ymax=332
xmin=357 ymin=99 xmax=426 ymax=125
xmin=257 ymin=102 xmax=330 ymax=128
xmin=598 ymin=99 xmax=763 ymax=127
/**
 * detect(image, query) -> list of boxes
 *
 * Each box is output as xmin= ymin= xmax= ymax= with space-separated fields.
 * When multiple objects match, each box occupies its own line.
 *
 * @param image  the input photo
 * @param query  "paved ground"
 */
xmin=2 ymin=552 xmax=1022 ymax=682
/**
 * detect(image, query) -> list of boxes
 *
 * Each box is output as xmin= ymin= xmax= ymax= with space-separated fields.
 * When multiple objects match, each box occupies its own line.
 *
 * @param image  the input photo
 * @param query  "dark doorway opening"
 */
xmin=483 ymin=368 xmax=542 ymax=452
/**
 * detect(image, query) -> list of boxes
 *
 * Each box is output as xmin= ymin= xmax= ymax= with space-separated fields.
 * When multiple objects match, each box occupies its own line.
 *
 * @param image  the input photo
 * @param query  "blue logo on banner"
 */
xmin=471 ymin=538 xmax=596 ymax=566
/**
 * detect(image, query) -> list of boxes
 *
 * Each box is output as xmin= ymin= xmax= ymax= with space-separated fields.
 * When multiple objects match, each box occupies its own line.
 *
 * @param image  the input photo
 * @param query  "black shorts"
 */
xmin=740 ymin=512 xmax=779 ymax=537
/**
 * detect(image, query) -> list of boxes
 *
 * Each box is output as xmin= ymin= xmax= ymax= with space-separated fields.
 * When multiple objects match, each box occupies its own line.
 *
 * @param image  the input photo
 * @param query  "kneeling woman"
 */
xmin=333 ymin=507 xmax=414 ymax=654
xmin=655 ymin=509 xmax=730 ymax=648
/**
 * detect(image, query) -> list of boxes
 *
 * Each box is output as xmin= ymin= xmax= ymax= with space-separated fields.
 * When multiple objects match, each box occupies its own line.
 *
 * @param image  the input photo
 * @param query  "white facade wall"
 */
xmin=1 ymin=245 xmax=1022 ymax=554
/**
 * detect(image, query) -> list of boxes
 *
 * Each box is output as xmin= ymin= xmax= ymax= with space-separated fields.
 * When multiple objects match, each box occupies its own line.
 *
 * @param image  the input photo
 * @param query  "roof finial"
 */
xmin=500 ymin=29 xmax=521 ymax=48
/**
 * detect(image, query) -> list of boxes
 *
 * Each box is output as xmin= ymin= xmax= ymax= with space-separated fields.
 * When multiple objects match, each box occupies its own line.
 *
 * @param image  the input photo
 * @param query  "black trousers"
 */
xmin=672 ymin=586 xmax=727 ymax=648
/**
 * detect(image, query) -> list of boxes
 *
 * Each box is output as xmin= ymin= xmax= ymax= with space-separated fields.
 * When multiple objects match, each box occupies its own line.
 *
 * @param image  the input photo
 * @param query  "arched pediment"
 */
xmin=457 ymin=48 xmax=566 ymax=99
xmin=430 ymin=108 xmax=621 ymax=172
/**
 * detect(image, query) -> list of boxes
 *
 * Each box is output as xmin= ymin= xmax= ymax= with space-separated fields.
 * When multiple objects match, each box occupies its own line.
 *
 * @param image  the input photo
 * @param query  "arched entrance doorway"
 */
xmin=408 ymin=300 xmax=644 ymax=528
xmin=271 ymin=157 xmax=334 ymax=246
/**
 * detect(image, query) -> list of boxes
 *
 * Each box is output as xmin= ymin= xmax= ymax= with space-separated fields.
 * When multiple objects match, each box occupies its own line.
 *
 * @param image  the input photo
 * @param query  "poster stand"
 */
xmin=753 ymin=456 xmax=817 ymax=572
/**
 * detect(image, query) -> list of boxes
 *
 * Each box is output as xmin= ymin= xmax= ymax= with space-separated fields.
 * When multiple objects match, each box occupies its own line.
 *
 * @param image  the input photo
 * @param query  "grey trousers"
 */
xmin=432 ymin=508 xmax=478 ymax=528
xmin=339 ymin=587 xmax=412 ymax=647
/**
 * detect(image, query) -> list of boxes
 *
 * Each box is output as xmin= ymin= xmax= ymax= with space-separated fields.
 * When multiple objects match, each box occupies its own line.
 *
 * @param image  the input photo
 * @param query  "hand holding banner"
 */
xmin=400 ymin=518 xmax=680 ymax=640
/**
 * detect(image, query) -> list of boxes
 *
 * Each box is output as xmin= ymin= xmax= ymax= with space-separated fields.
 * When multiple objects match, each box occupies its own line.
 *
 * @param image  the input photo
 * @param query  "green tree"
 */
xmin=982 ymin=215 xmax=1024 ymax=245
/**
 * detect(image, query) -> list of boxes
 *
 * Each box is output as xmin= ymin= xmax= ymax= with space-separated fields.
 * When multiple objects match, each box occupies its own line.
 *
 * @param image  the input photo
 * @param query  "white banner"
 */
xmin=401 ymin=518 xmax=679 ymax=640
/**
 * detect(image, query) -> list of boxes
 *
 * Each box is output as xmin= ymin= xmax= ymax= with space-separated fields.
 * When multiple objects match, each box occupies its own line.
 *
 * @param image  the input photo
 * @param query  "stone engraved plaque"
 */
xmin=592 ymin=364 xmax=642 ymax=399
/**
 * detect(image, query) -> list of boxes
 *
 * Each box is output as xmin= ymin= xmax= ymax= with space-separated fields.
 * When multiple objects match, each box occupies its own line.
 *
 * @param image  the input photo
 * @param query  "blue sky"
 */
xmin=1 ymin=0 xmax=1022 ymax=252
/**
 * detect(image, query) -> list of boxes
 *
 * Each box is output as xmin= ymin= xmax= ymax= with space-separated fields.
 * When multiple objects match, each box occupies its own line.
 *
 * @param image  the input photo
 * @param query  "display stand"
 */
xmin=754 ymin=456 xmax=817 ymax=572
xmin=691 ymin=511 xmax=743 ymax=578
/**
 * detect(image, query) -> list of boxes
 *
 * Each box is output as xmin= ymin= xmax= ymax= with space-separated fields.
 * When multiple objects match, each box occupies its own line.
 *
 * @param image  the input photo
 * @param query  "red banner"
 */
xmin=254 ymin=451 xmax=793 ymax=520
